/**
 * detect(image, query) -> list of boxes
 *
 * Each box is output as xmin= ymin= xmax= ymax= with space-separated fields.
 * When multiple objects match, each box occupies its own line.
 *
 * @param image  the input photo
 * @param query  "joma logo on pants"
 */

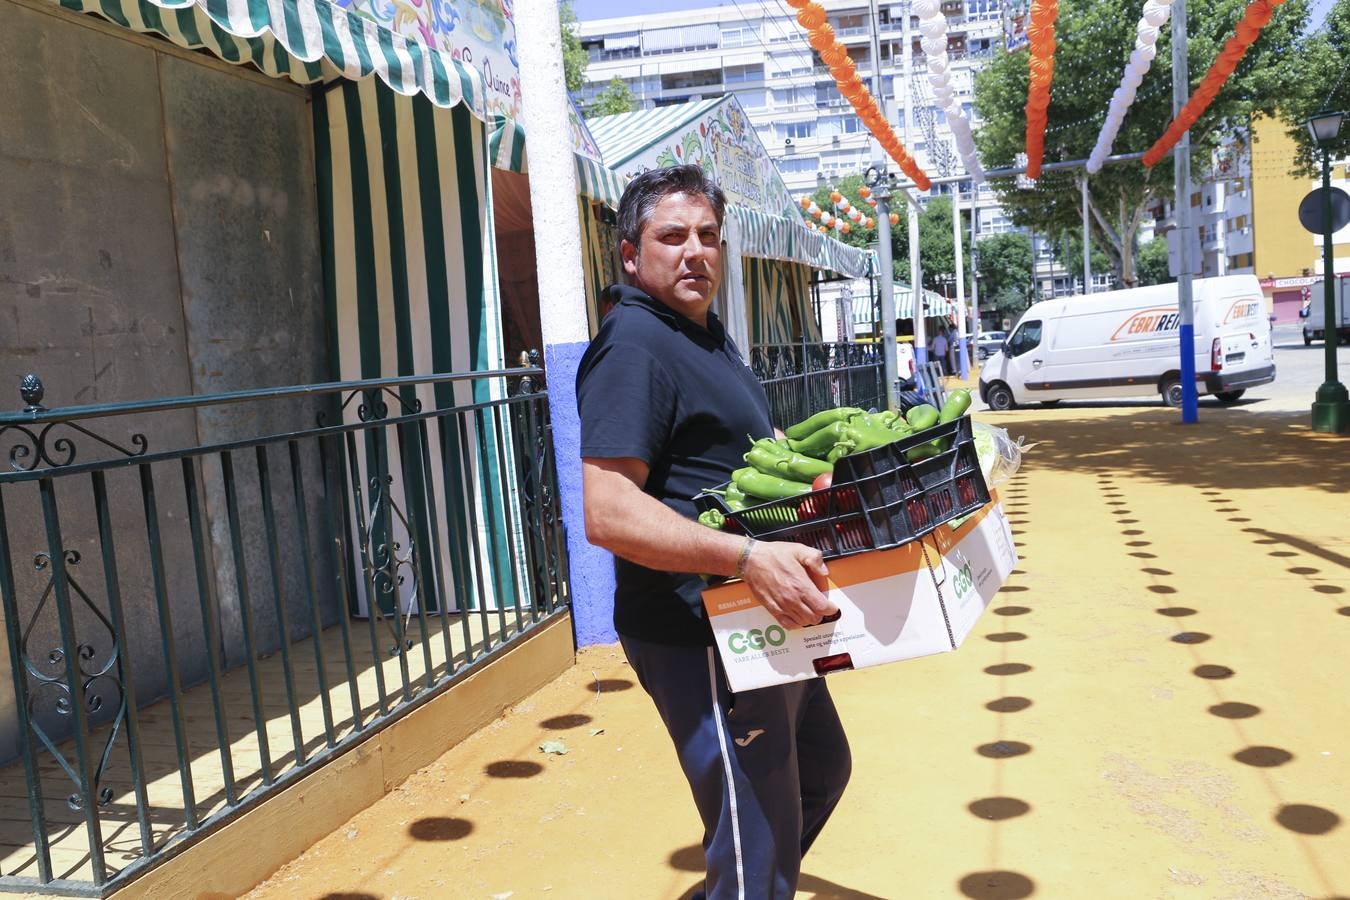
xmin=727 ymin=626 xmax=787 ymax=654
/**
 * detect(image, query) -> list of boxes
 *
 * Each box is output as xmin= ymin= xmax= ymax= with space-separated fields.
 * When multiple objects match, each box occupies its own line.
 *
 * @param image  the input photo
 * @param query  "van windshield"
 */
xmin=1007 ymin=320 xmax=1042 ymax=357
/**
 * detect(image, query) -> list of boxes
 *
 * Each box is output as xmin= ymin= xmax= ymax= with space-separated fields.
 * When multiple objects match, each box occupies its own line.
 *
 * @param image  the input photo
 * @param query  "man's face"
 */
xmin=621 ymin=192 xmax=722 ymax=324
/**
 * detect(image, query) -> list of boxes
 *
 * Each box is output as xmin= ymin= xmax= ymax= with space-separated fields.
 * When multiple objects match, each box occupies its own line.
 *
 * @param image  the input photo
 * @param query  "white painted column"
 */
xmin=952 ymin=188 xmax=968 ymax=378
xmin=517 ymin=4 xmax=614 ymax=645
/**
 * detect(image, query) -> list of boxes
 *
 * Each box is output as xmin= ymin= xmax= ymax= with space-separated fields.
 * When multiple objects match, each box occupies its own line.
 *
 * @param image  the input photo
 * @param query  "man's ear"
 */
xmin=621 ymin=239 xmax=638 ymax=278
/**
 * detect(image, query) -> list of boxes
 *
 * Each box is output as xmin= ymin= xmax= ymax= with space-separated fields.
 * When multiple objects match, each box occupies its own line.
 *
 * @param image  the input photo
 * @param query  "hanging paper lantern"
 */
xmin=865 ymin=217 xmax=874 ymax=229
xmin=858 ymin=185 xmax=872 ymax=199
xmin=889 ymin=212 xmax=900 ymax=226
xmin=841 ymin=221 xmax=852 ymax=234
xmin=796 ymin=3 xmax=826 ymax=29
xmin=829 ymin=190 xmax=843 ymax=204
xmin=838 ymin=198 xmax=852 ymax=212
xmin=1022 ymin=0 xmax=1059 ymax=180
xmin=800 ymin=196 xmax=811 ymax=209
xmin=809 ymin=24 xmax=836 ymax=51
xmin=867 ymin=197 xmax=878 ymax=208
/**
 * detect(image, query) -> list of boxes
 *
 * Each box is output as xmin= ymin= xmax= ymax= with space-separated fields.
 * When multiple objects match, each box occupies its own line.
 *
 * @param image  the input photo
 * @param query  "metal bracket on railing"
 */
xmin=21 ymin=549 xmax=124 ymax=811
xmin=361 ymin=474 xmax=418 ymax=656
xmin=2 ymin=375 xmax=148 ymax=471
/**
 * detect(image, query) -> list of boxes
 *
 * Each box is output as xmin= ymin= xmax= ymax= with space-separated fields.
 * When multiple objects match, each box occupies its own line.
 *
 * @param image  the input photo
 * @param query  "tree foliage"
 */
xmin=918 ymin=196 xmax=974 ymax=295
xmin=1279 ymin=0 xmax=1350 ymax=174
xmin=975 ymin=232 xmax=1034 ymax=316
xmin=973 ymin=0 xmax=1308 ymax=286
xmin=589 ymin=77 xmax=637 ymax=117
xmin=1135 ymin=236 xmax=1175 ymax=286
xmin=560 ymin=1 xmax=588 ymax=95
xmin=1048 ymin=228 xmax=1112 ymax=287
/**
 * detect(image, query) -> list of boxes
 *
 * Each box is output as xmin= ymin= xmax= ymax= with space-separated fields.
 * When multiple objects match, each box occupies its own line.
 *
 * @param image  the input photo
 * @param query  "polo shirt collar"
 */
xmin=610 ymin=284 xmax=725 ymax=342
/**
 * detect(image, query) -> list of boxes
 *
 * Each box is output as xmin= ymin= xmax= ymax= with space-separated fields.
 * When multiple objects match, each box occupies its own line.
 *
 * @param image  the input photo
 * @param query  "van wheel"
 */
xmin=1214 ymin=390 xmax=1245 ymax=404
xmin=986 ymin=382 xmax=1016 ymax=411
xmin=1161 ymin=378 xmax=1184 ymax=408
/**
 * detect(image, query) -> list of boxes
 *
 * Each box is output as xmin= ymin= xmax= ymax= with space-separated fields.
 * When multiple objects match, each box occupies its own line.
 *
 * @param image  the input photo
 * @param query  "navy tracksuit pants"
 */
xmin=620 ymin=634 xmax=852 ymax=900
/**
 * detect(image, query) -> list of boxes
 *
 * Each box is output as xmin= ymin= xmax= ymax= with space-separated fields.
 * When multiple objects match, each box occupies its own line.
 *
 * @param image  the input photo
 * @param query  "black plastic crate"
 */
xmin=833 ymin=415 xmax=989 ymax=547
xmin=693 ymin=415 xmax=989 ymax=560
xmin=694 ymin=478 xmax=875 ymax=558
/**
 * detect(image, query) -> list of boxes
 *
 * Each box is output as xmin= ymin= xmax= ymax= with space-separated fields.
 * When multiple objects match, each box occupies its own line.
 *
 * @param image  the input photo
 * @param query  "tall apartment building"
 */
xmin=574 ymin=1 xmax=1004 ymax=199
xmin=575 ymin=0 xmax=1107 ymax=314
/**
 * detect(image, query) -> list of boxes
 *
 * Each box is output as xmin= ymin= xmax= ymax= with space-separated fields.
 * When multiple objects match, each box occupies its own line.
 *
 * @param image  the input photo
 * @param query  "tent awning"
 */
xmin=53 ymin=0 xmax=527 ymax=172
xmin=573 ymin=154 xmax=875 ymax=280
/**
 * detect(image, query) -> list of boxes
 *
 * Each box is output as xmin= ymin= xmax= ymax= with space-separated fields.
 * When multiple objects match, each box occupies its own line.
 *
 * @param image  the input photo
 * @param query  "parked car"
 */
xmin=975 ymin=330 xmax=1007 ymax=360
xmin=979 ymin=274 xmax=1275 ymax=409
xmin=1300 ymin=275 xmax=1350 ymax=345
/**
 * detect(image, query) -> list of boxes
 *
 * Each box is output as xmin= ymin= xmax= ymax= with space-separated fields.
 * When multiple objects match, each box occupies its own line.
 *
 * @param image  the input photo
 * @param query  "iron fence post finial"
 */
xmin=21 ymin=374 xmax=44 ymax=413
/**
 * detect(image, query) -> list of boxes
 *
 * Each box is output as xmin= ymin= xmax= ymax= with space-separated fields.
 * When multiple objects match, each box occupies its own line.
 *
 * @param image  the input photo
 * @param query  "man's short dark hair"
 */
xmin=616 ymin=164 xmax=727 ymax=253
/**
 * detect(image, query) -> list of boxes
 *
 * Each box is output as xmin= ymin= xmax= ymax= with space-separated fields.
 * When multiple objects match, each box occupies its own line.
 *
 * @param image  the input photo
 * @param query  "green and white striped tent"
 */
xmin=54 ymin=0 xmax=530 ymax=612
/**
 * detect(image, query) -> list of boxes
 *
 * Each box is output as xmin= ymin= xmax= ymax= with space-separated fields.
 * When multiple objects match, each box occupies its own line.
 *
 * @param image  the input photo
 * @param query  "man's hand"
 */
xmin=741 ymin=540 xmax=838 ymax=629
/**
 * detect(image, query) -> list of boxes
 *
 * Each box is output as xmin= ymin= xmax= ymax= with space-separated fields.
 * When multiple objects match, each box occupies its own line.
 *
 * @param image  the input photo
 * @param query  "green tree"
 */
xmin=560 ymin=1 xmax=588 ymax=95
xmin=1279 ymin=0 xmax=1350 ymax=174
xmin=973 ymin=0 xmax=1308 ymax=287
xmin=808 ymin=175 xmax=915 ymax=283
xmin=588 ymin=77 xmax=637 ymax=117
xmin=918 ymin=196 xmax=974 ymax=295
xmin=975 ymin=232 xmax=1034 ymax=316
xmin=1135 ymin=236 xmax=1175 ymax=286
xmin=1049 ymin=228 xmax=1112 ymax=288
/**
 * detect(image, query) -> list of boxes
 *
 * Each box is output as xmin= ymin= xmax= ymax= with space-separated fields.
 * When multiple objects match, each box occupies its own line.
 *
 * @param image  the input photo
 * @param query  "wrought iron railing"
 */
xmin=751 ymin=341 xmax=886 ymax=427
xmin=0 ymin=362 xmax=569 ymax=895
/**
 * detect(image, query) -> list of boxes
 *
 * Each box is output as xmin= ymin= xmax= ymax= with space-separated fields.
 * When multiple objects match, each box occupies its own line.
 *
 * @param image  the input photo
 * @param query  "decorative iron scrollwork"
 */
xmin=3 ymin=375 xmax=148 ymax=472
xmin=360 ymin=474 xmax=419 ymax=657
xmin=21 ymin=549 xmax=125 ymax=811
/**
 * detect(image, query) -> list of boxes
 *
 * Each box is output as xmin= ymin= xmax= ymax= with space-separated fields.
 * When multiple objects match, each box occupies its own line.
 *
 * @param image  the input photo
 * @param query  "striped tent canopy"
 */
xmin=51 ymin=0 xmax=527 ymax=172
xmin=586 ymin=97 xmax=725 ymax=169
xmin=571 ymin=155 xmax=876 ymax=281
xmin=852 ymin=287 xmax=958 ymax=324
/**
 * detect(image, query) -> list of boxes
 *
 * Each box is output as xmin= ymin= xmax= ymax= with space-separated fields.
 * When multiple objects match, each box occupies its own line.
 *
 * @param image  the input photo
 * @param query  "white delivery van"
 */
xmin=979 ymin=274 xmax=1275 ymax=409
xmin=1300 ymin=275 xmax=1350 ymax=345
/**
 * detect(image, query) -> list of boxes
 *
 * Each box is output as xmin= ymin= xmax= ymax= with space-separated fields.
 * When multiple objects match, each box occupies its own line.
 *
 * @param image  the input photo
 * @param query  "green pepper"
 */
xmin=906 ymin=442 xmax=942 ymax=462
xmin=787 ymin=420 xmax=851 ymax=458
xmin=697 ymin=509 xmax=725 ymax=530
xmin=731 ymin=467 xmax=755 ymax=484
xmin=905 ymin=403 xmax=940 ymax=431
xmin=777 ymin=452 xmax=833 ymax=483
xmin=939 ymin=389 xmax=972 ymax=423
xmin=878 ymin=410 xmax=899 ymax=426
xmin=751 ymin=436 xmax=792 ymax=458
xmin=848 ymin=412 xmax=895 ymax=431
xmin=745 ymin=444 xmax=794 ymax=478
xmin=826 ymin=442 xmax=855 ymax=463
xmin=725 ymin=482 xmax=749 ymax=507
xmin=845 ymin=424 xmax=904 ymax=453
xmin=785 ymin=407 xmax=864 ymax=440
xmin=736 ymin=469 xmax=812 ymax=501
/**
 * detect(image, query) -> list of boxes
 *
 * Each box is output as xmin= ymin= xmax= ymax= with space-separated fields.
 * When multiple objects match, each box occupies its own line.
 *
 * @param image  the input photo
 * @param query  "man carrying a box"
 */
xmin=577 ymin=164 xmax=853 ymax=899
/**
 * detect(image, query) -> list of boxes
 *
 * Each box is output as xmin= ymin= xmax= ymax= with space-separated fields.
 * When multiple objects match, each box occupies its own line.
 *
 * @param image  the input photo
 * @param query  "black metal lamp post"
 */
xmin=1308 ymin=109 xmax=1349 ymax=434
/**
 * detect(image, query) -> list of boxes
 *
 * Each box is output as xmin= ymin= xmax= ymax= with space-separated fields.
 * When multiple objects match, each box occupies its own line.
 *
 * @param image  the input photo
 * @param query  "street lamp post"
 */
xmin=1308 ymin=109 xmax=1350 ymax=434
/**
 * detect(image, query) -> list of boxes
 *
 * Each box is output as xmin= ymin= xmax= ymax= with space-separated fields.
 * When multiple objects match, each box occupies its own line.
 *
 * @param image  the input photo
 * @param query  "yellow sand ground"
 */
xmin=248 ymin=404 xmax=1350 ymax=900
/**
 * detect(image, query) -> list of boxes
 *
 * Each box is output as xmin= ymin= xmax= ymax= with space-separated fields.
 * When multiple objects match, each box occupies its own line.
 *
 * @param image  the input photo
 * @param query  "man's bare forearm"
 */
xmin=584 ymin=470 xmax=747 ymax=577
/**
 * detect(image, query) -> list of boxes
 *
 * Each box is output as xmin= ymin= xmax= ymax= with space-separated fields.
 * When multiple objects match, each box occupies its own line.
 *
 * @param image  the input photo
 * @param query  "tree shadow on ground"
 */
xmin=986 ymin=408 xmax=1349 ymax=494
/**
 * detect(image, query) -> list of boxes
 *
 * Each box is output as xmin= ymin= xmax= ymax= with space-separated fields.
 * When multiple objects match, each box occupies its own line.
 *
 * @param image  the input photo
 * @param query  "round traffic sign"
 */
xmin=1299 ymin=186 xmax=1350 ymax=234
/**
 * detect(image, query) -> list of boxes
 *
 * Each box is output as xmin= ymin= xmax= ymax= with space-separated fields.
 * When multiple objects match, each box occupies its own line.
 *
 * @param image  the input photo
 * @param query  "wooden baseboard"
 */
xmin=108 ymin=613 xmax=575 ymax=900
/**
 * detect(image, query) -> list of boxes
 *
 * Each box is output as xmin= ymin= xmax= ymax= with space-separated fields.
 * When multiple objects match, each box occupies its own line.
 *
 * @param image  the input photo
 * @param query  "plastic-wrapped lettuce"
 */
xmin=972 ymin=420 xmax=1027 ymax=487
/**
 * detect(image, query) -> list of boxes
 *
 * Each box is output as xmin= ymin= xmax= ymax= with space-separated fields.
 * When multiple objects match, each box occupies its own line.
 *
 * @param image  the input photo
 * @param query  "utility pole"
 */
xmin=867 ymin=0 xmax=899 ymax=407
xmin=1172 ymin=0 xmax=1198 ymax=422
xmin=901 ymin=1 xmax=926 ymax=367
xmin=1081 ymin=175 xmax=1092 ymax=295
xmin=969 ymin=188 xmax=980 ymax=350
xmin=952 ymin=186 xmax=969 ymax=377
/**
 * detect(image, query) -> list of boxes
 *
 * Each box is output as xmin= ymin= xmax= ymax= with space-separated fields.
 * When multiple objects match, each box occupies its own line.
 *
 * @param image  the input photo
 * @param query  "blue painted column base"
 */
xmin=958 ymin=338 xmax=970 ymax=380
xmin=544 ymin=341 xmax=618 ymax=647
xmin=1179 ymin=323 xmax=1199 ymax=424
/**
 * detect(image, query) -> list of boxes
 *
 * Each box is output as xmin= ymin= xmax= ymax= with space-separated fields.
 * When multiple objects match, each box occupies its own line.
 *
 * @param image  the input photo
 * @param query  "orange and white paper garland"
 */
xmin=1023 ymin=0 xmax=1059 ymax=181
xmin=798 ymin=189 xmax=877 ymax=236
xmin=1142 ymin=0 xmax=1288 ymax=168
xmin=914 ymin=0 xmax=985 ymax=183
xmin=786 ymin=0 xmax=932 ymax=191
xmin=1087 ymin=0 xmax=1172 ymax=173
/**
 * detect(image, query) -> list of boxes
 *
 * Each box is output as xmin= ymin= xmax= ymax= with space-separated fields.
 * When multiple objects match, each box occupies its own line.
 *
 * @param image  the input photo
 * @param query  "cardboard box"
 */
xmin=702 ymin=498 xmax=1018 ymax=692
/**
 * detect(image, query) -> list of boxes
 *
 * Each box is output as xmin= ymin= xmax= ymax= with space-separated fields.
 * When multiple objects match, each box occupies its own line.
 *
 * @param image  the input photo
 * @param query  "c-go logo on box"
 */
xmin=727 ymin=626 xmax=787 ymax=655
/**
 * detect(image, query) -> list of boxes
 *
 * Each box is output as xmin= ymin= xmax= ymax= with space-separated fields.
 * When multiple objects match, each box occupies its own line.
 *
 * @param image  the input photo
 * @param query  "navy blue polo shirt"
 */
xmin=576 ymin=285 xmax=773 ymax=646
